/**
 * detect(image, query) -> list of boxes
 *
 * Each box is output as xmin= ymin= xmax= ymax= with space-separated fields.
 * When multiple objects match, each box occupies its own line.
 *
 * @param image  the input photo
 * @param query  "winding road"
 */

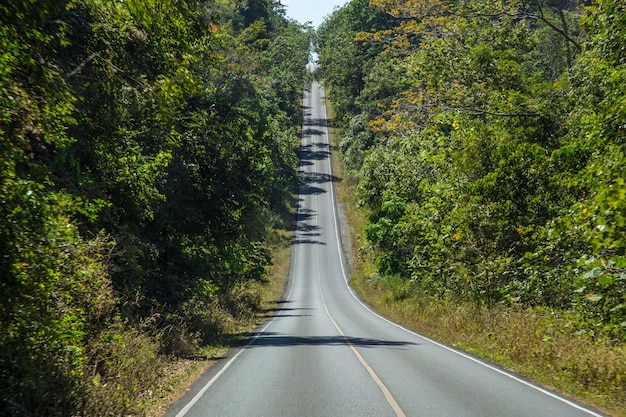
xmin=164 ymin=81 xmax=607 ymax=417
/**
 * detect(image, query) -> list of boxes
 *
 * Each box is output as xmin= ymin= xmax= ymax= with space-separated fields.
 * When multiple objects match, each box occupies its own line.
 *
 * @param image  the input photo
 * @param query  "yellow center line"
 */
xmin=316 ymin=246 xmax=407 ymax=417
xmin=312 ymin=137 xmax=407 ymax=417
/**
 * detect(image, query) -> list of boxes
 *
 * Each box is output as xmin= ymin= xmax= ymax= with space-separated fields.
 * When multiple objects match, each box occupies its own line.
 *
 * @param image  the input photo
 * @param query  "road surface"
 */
xmin=164 ymin=82 xmax=606 ymax=417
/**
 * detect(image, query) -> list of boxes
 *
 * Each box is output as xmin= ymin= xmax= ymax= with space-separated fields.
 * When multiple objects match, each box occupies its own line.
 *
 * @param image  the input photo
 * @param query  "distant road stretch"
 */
xmin=164 ymin=81 xmax=607 ymax=417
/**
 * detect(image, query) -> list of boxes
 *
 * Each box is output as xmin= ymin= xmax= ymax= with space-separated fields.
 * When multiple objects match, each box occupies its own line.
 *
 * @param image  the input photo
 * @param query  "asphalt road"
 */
xmin=164 ymin=82 xmax=607 ymax=417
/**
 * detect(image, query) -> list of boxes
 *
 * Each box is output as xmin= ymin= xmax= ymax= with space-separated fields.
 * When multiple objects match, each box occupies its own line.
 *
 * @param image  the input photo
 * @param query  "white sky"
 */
xmin=282 ymin=0 xmax=349 ymax=28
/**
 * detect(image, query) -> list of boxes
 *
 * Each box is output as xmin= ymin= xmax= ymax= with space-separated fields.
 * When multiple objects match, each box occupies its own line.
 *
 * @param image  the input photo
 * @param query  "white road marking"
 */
xmin=317 ymin=83 xmax=606 ymax=417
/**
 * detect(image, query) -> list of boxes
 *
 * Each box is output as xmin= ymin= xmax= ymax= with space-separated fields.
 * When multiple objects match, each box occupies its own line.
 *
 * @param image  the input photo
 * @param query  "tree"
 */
xmin=0 ymin=0 xmax=311 ymax=414
xmin=318 ymin=0 xmax=626 ymax=339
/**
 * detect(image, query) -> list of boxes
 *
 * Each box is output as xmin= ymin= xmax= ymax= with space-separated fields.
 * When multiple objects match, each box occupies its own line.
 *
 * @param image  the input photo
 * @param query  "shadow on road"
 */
xmin=243 ymin=332 xmax=419 ymax=349
xmin=302 ymin=128 xmax=326 ymax=136
xmin=303 ymin=117 xmax=334 ymax=128
xmin=299 ymin=143 xmax=331 ymax=162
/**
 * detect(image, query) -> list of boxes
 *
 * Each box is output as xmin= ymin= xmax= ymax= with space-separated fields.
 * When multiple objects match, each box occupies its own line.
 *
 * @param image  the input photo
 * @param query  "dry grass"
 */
xmin=325 ymin=95 xmax=626 ymax=417
xmin=144 ymin=356 xmax=217 ymax=417
xmin=353 ymin=284 xmax=626 ymax=417
xmin=261 ymin=227 xmax=294 ymax=310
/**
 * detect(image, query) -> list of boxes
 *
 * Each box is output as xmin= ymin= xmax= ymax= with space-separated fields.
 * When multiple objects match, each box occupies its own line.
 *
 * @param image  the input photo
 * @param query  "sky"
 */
xmin=282 ymin=0 xmax=349 ymax=28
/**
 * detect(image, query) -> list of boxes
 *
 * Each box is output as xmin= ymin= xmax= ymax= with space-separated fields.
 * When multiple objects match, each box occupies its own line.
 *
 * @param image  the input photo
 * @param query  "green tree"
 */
xmin=0 ymin=0 xmax=311 ymax=414
xmin=316 ymin=0 xmax=625 ymax=337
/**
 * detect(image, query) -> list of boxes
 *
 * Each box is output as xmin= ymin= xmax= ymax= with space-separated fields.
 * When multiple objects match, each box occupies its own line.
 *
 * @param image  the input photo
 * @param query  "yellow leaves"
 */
xmin=368 ymin=116 xmax=387 ymax=134
xmin=355 ymin=29 xmax=394 ymax=44
xmin=369 ymin=108 xmax=417 ymax=136
xmin=15 ymin=262 xmax=29 ymax=273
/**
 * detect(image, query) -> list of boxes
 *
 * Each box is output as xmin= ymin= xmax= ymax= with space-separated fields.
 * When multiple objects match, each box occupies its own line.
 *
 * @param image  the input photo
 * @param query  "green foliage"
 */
xmin=1 ymin=0 xmax=310 ymax=414
xmin=0 ymin=186 xmax=115 ymax=414
xmin=316 ymin=0 xmax=398 ymax=122
xmin=319 ymin=0 xmax=625 ymax=341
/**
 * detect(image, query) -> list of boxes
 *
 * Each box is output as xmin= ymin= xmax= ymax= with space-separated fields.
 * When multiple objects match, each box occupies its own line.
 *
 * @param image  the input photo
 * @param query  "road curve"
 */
xmin=164 ymin=82 xmax=607 ymax=417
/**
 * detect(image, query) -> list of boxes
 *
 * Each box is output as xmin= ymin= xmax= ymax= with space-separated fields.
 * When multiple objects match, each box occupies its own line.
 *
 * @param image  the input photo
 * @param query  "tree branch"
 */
xmin=451 ymin=8 xmax=582 ymax=52
xmin=520 ymin=10 xmax=581 ymax=52
xmin=452 ymin=106 xmax=542 ymax=118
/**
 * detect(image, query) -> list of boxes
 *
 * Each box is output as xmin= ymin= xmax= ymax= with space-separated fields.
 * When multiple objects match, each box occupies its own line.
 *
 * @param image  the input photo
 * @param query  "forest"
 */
xmin=317 ymin=0 xmax=625 ymax=409
xmin=0 ymin=0 xmax=310 ymax=415
xmin=318 ymin=0 xmax=625 ymax=340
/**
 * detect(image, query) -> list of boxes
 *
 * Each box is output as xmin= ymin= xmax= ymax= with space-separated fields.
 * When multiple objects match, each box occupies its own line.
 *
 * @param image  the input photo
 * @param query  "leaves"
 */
xmin=1 ymin=0 xmax=310 ymax=414
xmin=318 ymin=0 xmax=626 ymax=339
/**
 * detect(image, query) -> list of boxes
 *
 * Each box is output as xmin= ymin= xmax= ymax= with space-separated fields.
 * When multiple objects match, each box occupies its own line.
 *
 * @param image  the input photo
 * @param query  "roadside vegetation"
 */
xmin=0 ymin=1 xmax=309 ymax=415
xmin=317 ymin=0 xmax=625 ymax=415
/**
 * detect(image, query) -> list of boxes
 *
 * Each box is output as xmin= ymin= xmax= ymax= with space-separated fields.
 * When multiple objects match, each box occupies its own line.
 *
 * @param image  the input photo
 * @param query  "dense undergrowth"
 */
xmin=0 ymin=1 xmax=310 ymax=415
